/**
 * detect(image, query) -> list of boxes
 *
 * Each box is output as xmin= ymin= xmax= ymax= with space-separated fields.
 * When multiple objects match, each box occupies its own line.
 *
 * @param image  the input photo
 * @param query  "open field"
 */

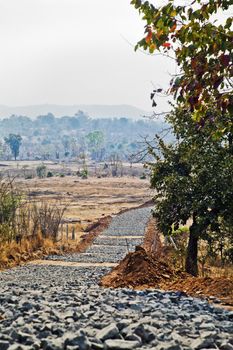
xmin=0 ymin=160 xmax=147 ymax=178
xmin=0 ymin=160 xmax=151 ymax=232
xmin=15 ymin=176 xmax=152 ymax=231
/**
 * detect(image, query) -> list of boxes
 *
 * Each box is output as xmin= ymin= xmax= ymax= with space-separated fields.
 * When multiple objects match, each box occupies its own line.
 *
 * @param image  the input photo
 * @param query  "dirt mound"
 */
xmin=100 ymin=246 xmax=185 ymax=288
xmin=100 ymin=246 xmax=233 ymax=307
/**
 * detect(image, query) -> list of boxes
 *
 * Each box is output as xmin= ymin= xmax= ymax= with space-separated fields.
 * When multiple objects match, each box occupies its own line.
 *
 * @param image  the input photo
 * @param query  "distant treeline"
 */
xmin=0 ymin=111 xmax=170 ymax=162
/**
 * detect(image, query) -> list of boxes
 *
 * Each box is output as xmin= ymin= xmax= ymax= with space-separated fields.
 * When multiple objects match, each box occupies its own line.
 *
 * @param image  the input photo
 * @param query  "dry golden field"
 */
xmin=16 ymin=176 xmax=152 ymax=231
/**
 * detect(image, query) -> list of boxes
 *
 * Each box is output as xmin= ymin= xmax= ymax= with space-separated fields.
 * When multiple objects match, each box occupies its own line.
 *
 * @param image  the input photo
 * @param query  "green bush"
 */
xmin=77 ymin=170 xmax=88 ymax=179
xmin=36 ymin=164 xmax=47 ymax=178
xmin=81 ymin=169 xmax=88 ymax=179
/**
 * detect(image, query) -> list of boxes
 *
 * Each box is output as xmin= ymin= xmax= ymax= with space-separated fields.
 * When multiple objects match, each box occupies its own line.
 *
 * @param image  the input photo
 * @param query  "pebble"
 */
xmin=104 ymin=339 xmax=140 ymax=350
xmin=96 ymin=324 xmax=119 ymax=341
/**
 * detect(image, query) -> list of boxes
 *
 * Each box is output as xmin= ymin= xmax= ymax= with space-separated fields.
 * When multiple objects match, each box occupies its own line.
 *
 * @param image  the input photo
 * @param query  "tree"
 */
xmin=86 ymin=131 xmax=105 ymax=161
xmin=131 ymin=0 xmax=233 ymax=275
xmin=62 ymin=136 xmax=70 ymax=157
xmin=0 ymin=141 xmax=3 ymax=159
xmin=149 ymin=107 xmax=233 ymax=276
xmin=4 ymin=134 xmax=22 ymax=160
xmin=36 ymin=113 xmax=55 ymax=126
xmin=131 ymin=0 xmax=233 ymax=137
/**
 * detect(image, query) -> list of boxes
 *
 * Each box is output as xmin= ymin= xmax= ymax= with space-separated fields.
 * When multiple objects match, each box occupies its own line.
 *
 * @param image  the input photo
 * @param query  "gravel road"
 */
xmin=0 ymin=207 xmax=232 ymax=350
xmin=45 ymin=207 xmax=151 ymax=263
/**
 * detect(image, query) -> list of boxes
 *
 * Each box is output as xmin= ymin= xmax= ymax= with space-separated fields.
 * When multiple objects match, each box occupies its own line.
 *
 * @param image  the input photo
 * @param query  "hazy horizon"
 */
xmin=0 ymin=103 xmax=152 ymax=119
xmin=0 ymin=0 xmax=176 ymax=113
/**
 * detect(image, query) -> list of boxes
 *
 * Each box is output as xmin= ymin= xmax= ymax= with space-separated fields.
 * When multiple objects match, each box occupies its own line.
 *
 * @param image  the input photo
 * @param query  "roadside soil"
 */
xmin=100 ymin=217 xmax=233 ymax=307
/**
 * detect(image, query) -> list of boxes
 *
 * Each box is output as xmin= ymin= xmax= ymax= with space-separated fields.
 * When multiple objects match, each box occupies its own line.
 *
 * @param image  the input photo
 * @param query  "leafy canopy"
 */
xmin=150 ymin=107 xmax=233 ymax=235
xmin=131 ymin=0 xmax=233 ymax=274
xmin=131 ymin=0 xmax=233 ymax=136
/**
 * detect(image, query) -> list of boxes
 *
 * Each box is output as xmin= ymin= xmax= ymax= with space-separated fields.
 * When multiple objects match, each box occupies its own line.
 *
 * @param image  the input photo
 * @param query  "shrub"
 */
xmin=0 ymin=178 xmax=67 ymax=270
xmin=36 ymin=164 xmax=47 ymax=178
xmin=77 ymin=170 xmax=88 ymax=179
xmin=47 ymin=171 xmax=53 ymax=178
xmin=0 ymin=178 xmax=21 ymax=243
xmin=25 ymin=174 xmax=33 ymax=180
xmin=81 ymin=169 xmax=88 ymax=179
xmin=0 ymin=178 xmax=66 ymax=247
xmin=29 ymin=202 xmax=66 ymax=240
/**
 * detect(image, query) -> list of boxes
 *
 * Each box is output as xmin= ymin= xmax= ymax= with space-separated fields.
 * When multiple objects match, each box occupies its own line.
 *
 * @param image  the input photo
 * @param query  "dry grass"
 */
xmin=16 ymin=176 xmax=151 ymax=230
xmin=0 ymin=235 xmax=55 ymax=269
xmin=205 ymin=264 xmax=233 ymax=279
xmin=0 ymin=233 xmax=86 ymax=270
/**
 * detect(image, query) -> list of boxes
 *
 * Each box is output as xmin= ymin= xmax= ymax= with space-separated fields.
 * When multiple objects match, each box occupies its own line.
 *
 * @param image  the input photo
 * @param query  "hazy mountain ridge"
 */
xmin=0 ymin=104 xmax=150 ymax=119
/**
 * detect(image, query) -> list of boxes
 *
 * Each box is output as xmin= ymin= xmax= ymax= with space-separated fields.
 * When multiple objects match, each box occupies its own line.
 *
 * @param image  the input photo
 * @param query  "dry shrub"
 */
xmin=0 ymin=177 xmax=67 ymax=268
xmin=30 ymin=202 xmax=66 ymax=240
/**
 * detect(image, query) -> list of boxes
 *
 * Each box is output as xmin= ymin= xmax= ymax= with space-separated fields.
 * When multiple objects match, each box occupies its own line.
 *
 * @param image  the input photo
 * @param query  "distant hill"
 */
xmin=0 ymin=104 xmax=151 ymax=119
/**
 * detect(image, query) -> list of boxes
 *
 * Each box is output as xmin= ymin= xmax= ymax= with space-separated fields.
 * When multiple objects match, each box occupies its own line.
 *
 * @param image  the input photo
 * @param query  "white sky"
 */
xmin=0 ymin=0 xmax=176 ymax=110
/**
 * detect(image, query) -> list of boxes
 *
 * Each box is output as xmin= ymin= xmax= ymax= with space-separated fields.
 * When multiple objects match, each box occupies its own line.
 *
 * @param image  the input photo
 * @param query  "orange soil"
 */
xmin=101 ymin=221 xmax=233 ymax=307
xmin=100 ymin=246 xmax=233 ymax=306
xmin=163 ymin=276 xmax=233 ymax=306
xmin=100 ymin=246 xmax=186 ymax=289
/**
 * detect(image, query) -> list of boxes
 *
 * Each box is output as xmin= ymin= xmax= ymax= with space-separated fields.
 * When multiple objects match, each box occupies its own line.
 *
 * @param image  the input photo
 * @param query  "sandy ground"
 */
xmin=28 ymin=260 xmax=117 ymax=267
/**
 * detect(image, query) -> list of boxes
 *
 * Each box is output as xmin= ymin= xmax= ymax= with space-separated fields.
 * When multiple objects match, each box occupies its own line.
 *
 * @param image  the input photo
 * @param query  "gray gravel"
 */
xmin=0 ymin=206 xmax=232 ymax=349
xmin=46 ymin=207 xmax=151 ymax=263
xmin=91 ymin=239 xmax=143 ymax=246
xmin=102 ymin=208 xmax=152 ymax=236
xmin=0 ymin=265 xmax=232 ymax=350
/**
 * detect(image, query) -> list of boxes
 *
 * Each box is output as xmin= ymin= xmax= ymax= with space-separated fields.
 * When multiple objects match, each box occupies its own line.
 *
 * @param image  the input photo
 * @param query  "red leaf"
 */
xmin=145 ymin=30 xmax=153 ymax=44
xmin=162 ymin=42 xmax=171 ymax=48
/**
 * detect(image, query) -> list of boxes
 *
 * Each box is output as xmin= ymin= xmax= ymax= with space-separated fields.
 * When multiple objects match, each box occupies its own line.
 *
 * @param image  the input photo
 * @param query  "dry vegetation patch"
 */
xmin=16 ymin=176 xmax=151 ymax=230
xmin=161 ymin=276 xmax=233 ymax=307
xmin=0 ymin=236 xmax=59 ymax=270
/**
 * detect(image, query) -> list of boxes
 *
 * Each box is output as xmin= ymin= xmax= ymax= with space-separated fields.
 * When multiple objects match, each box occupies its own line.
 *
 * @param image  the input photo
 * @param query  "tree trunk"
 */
xmin=185 ymin=217 xmax=199 ymax=276
xmin=228 ymin=132 xmax=233 ymax=154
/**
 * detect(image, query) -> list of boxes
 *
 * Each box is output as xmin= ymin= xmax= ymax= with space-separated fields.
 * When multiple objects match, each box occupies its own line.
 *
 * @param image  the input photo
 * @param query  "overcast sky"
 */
xmin=0 ymin=0 xmax=176 ymax=111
